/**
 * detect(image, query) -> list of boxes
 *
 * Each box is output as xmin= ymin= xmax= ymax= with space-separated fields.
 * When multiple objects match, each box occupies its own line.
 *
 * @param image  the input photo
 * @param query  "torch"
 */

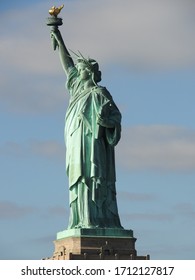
xmin=46 ymin=5 xmax=64 ymax=50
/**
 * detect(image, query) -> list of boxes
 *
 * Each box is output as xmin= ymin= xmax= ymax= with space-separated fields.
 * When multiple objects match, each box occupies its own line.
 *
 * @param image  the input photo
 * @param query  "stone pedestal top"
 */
xmin=57 ymin=228 xmax=134 ymax=240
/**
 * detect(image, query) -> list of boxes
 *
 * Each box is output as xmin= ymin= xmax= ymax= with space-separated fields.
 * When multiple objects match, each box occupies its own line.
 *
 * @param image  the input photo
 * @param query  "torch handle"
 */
xmin=50 ymin=26 xmax=59 ymax=51
xmin=46 ymin=16 xmax=63 ymax=51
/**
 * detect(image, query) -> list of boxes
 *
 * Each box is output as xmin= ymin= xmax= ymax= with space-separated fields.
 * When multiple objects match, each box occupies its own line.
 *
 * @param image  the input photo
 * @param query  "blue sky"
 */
xmin=0 ymin=0 xmax=195 ymax=259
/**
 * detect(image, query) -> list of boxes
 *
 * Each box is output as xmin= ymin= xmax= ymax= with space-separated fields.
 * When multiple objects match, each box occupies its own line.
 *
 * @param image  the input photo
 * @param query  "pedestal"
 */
xmin=44 ymin=228 xmax=149 ymax=260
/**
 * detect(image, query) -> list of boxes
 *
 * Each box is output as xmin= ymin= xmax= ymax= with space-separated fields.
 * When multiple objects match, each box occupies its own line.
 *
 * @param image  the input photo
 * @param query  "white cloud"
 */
xmin=0 ymin=201 xmax=35 ymax=219
xmin=66 ymin=0 xmax=195 ymax=69
xmin=173 ymin=203 xmax=195 ymax=219
xmin=1 ymin=0 xmax=195 ymax=73
xmin=1 ymin=3 xmax=60 ymax=75
xmin=0 ymin=66 xmax=68 ymax=114
xmin=117 ymin=125 xmax=195 ymax=171
xmin=0 ymin=140 xmax=65 ymax=161
xmin=0 ymin=3 xmax=69 ymax=114
xmin=30 ymin=140 xmax=65 ymax=160
xmin=66 ymin=0 xmax=194 ymax=68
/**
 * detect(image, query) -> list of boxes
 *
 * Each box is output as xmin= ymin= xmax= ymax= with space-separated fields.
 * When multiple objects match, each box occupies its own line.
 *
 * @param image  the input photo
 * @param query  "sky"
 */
xmin=0 ymin=0 xmax=195 ymax=260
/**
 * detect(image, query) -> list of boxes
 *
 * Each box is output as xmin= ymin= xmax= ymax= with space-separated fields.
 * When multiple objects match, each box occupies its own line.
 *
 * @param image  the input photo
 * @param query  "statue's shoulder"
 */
xmin=95 ymin=85 xmax=112 ymax=100
xmin=68 ymin=66 xmax=77 ymax=78
xmin=66 ymin=66 xmax=78 ymax=90
xmin=95 ymin=85 xmax=107 ymax=92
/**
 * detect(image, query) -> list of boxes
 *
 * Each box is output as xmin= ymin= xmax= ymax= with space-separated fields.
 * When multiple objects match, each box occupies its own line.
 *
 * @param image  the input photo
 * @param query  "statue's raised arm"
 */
xmin=51 ymin=29 xmax=74 ymax=75
xmin=46 ymin=5 xmax=74 ymax=76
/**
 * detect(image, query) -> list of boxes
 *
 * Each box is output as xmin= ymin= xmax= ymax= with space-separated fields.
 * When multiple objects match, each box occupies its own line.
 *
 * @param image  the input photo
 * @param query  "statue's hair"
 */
xmin=69 ymin=50 xmax=102 ymax=84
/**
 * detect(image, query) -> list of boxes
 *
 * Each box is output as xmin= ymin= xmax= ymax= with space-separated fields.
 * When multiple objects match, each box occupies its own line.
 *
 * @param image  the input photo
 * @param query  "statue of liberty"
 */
xmin=48 ymin=8 xmax=123 ymax=230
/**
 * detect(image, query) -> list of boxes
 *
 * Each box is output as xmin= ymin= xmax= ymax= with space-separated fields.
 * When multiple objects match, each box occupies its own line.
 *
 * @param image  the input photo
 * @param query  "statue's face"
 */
xmin=76 ymin=63 xmax=91 ymax=81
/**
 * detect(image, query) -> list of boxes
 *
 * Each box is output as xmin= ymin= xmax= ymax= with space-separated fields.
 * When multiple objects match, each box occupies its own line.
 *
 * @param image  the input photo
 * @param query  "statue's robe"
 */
xmin=65 ymin=67 xmax=122 ymax=228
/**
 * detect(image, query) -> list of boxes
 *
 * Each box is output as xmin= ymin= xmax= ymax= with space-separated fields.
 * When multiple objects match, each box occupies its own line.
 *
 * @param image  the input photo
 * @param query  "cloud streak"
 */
xmin=173 ymin=203 xmax=195 ymax=219
xmin=0 ymin=140 xmax=65 ymax=162
xmin=117 ymin=125 xmax=195 ymax=171
xmin=0 ymin=201 xmax=35 ymax=219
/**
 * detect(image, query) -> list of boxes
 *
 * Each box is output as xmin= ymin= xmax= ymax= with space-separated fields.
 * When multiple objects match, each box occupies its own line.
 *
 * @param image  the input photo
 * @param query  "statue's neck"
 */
xmin=83 ymin=80 xmax=96 ymax=90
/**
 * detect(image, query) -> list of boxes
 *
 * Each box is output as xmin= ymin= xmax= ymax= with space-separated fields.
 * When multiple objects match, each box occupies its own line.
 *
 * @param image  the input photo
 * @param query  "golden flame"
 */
xmin=49 ymin=4 xmax=64 ymax=17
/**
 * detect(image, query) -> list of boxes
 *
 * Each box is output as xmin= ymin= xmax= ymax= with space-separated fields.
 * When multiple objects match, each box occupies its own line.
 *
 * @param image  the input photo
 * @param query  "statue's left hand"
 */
xmin=50 ymin=29 xmax=63 ymax=46
xmin=50 ymin=29 xmax=60 ymax=41
xmin=97 ymin=115 xmax=114 ymax=128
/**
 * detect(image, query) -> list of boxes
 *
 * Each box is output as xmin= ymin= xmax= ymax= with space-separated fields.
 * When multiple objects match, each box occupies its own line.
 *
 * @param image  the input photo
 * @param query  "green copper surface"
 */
xmin=57 ymin=228 xmax=134 ymax=240
xmin=47 ymin=11 xmax=124 ymax=231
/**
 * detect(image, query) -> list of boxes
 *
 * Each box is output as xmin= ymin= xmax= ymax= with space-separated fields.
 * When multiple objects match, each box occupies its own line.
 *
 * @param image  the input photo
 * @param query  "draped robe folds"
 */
xmin=65 ymin=67 xmax=122 ymax=229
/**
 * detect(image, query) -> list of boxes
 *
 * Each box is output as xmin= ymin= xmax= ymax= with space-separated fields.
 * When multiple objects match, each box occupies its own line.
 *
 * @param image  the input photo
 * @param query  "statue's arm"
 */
xmin=97 ymin=114 xmax=115 ymax=128
xmin=51 ymin=29 xmax=74 ymax=75
xmin=97 ymin=103 xmax=121 ymax=128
